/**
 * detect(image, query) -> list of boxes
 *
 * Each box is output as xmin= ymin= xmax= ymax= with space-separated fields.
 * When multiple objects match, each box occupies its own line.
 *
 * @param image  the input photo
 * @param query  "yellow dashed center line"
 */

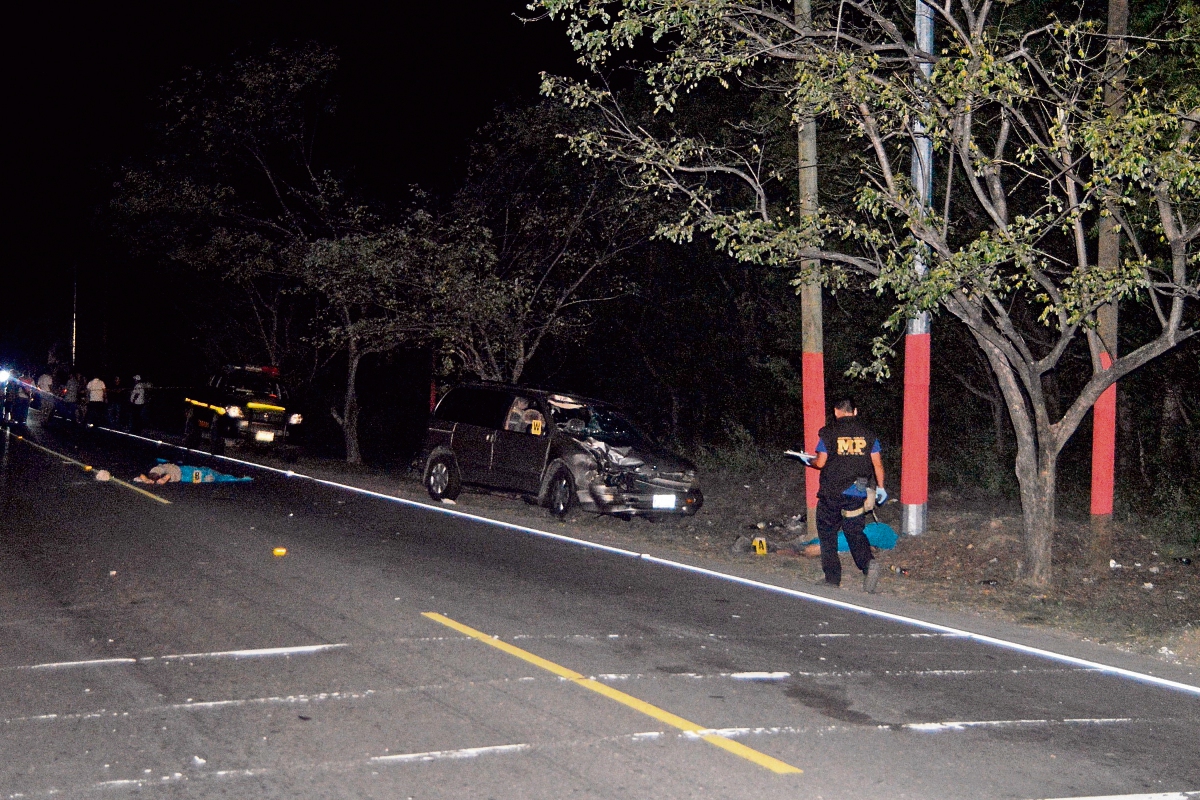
xmin=422 ymin=611 xmax=802 ymax=775
xmin=14 ymin=435 xmax=171 ymax=505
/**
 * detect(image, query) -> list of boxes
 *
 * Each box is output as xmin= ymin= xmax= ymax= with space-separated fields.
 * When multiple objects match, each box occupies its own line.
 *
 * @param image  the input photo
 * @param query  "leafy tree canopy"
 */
xmin=536 ymin=0 xmax=1200 ymax=585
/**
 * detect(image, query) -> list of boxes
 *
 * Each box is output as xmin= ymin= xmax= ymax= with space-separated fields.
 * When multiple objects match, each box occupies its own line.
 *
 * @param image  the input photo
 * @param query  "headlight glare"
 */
xmin=225 ymin=405 xmax=243 ymax=418
xmin=288 ymin=413 xmax=303 ymax=425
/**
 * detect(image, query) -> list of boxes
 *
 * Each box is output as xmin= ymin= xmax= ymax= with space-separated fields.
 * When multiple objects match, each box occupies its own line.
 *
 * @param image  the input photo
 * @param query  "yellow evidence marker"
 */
xmin=273 ymin=547 xmax=287 ymax=557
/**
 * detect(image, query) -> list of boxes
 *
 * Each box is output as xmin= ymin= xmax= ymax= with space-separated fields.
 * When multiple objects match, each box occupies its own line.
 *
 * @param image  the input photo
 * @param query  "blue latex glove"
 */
xmin=875 ymin=486 xmax=888 ymax=505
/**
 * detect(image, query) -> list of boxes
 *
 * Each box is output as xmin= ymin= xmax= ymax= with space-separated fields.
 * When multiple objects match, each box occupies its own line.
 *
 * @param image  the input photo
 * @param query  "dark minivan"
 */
xmin=422 ymin=384 xmax=703 ymax=518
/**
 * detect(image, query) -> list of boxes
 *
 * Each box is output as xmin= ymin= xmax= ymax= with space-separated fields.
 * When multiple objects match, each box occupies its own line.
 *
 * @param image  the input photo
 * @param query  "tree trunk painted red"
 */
xmin=1090 ymin=352 xmax=1116 ymax=517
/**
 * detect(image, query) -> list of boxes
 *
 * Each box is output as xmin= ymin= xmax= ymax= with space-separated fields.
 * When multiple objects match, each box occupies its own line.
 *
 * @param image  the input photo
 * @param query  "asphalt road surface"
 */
xmin=2 ymin=421 xmax=1199 ymax=799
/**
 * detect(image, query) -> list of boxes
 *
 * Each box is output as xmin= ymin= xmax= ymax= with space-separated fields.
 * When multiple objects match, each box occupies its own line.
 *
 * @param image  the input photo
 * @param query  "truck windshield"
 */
xmin=224 ymin=373 xmax=282 ymax=399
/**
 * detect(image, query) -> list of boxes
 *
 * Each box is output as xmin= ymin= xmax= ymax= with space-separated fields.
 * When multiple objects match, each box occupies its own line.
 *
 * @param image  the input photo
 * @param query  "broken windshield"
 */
xmin=549 ymin=399 xmax=650 ymax=448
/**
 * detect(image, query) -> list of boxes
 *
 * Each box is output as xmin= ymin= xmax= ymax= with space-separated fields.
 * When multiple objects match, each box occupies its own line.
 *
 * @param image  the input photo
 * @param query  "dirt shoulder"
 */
xmin=240 ymin=447 xmax=1199 ymax=678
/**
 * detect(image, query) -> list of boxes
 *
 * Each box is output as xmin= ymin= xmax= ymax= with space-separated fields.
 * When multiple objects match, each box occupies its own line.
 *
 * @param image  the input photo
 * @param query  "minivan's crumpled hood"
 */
xmin=575 ymin=437 xmax=694 ymax=476
xmin=577 ymin=437 xmax=644 ymax=468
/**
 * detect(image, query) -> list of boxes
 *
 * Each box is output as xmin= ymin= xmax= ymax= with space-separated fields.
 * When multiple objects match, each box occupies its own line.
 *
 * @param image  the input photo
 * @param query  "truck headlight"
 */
xmin=288 ymin=413 xmax=303 ymax=425
xmin=225 ymin=405 xmax=243 ymax=418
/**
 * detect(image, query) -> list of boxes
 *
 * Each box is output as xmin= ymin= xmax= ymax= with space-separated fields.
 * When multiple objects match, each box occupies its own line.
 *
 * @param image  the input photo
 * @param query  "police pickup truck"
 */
xmin=183 ymin=366 xmax=301 ymax=454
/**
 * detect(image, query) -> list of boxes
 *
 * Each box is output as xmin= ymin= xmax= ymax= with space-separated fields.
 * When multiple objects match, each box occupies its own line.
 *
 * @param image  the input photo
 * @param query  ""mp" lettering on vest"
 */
xmin=836 ymin=436 xmax=868 ymax=456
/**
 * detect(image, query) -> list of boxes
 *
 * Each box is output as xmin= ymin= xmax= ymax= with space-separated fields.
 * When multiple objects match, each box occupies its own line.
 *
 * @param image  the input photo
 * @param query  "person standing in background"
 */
xmin=62 ymin=373 xmax=81 ymax=423
xmin=108 ymin=375 xmax=127 ymax=429
xmin=85 ymin=374 xmax=107 ymax=426
xmin=35 ymin=372 xmax=54 ymax=422
xmin=129 ymin=375 xmax=149 ymax=434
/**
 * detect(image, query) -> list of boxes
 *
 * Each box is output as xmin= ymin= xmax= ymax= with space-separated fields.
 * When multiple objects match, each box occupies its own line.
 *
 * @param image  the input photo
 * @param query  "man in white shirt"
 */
xmin=129 ymin=375 xmax=149 ymax=433
xmin=85 ymin=376 xmax=107 ymax=426
xmin=35 ymin=373 xmax=54 ymax=422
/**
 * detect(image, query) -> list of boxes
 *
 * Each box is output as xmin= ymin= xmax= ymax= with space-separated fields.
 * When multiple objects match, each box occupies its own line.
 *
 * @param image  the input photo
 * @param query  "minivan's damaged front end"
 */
xmin=569 ymin=437 xmax=703 ymax=517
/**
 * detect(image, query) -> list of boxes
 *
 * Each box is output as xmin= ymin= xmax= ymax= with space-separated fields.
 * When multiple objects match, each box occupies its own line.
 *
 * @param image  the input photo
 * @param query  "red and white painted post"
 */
xmin=901 ymin=0 xmax=935 ymax=536
xmin=901 ymin=320 xmax=930 ymax=535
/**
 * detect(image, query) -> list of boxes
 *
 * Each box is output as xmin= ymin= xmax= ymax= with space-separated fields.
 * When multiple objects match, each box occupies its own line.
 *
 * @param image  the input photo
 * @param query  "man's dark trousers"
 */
xmin=816 ymin=494 xmax=873 ymax=585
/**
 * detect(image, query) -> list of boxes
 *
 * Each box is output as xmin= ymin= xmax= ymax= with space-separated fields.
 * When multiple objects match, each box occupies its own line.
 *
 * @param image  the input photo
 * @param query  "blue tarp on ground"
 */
xmin=806 ymin=521 xmax=898 ymax=551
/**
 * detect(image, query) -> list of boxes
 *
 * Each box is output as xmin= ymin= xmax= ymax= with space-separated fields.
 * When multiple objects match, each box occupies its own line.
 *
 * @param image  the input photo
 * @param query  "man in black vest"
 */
xmin=810 ymin=398 xmax=886 ymax=591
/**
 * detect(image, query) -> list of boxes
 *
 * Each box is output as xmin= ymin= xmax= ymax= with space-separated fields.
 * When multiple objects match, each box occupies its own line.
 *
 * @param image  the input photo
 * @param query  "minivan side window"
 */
xmin=434 ymin=388 xmax=512 ymax=429
xmin=505 ymin=396 xmax=546 ymax=435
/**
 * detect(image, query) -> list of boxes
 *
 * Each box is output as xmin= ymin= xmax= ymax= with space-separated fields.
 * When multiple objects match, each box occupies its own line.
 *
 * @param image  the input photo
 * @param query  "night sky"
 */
xmin=3 ymin=1 xmax=577 ymax=376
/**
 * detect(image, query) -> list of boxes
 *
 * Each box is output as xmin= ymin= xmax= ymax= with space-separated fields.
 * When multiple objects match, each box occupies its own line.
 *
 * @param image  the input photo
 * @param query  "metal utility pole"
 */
xmin=1090 ymin=0 xmax=1129 ymax=566
xmin=901 ymin=0 xmax=934 ymax=536
xmin=796 ymin=0 xmax=824 ymax=538
xmin=71 ymin=266 xmax=78 ymax=368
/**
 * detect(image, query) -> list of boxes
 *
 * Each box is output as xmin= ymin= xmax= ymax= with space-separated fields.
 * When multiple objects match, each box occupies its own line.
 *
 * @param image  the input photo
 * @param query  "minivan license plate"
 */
xmin=652 ymin=493 xmax=676 ymax=509
xmin=255 ymin=431 xmax=275 ymax=443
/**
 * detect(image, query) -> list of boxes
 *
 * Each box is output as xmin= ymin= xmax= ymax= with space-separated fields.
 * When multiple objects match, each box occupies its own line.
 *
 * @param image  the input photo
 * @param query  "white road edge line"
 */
xmin=98 ymin=427 xmax=1200 ymax=698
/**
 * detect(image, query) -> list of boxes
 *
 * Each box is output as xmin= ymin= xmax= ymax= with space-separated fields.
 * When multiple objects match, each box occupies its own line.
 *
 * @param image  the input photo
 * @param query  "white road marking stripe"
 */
xmin=149 ymin=643 xmax=348 ymax=661
xmin=174 ymin=689 xmax=375 ymax=710
xmin=592 ymin=666 xmax=1089 ymax=681
xmin=370 ymin=743 xmax=531 ymax=764
xmin=730 ymin=671 xmax=791 ymax=681
xmin=1035 ymin=794 xmax=1200 ymax=800
xmin=903 ymin=718 xmax=1132 ymax=732
xmin=2 ymin=691 xmax=377 ymax=725
xmin=97 ymin=426 xmax=1200 ymax=698
xmin=21 ymin=657 xmax=137 ymax=670
xmin=5 ymin=644 xmax=346 ymax=672
xmin=92 ymin=768 xmax=268 ymax=790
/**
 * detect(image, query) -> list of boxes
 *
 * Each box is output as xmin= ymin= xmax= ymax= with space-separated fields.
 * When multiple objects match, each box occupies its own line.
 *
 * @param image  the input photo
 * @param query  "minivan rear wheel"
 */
xmin=425 ymin=454 xmax=462 ymax=501
xmin=546 ymin=465 xmax=575 ymax=519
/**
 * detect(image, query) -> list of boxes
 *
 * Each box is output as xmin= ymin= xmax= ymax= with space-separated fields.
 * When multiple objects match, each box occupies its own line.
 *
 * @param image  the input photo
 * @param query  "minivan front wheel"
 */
xmin=545 ymin=465 xmax=575 ymax=519
xmin=425 ymin=454 xmax=462 ymax=502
